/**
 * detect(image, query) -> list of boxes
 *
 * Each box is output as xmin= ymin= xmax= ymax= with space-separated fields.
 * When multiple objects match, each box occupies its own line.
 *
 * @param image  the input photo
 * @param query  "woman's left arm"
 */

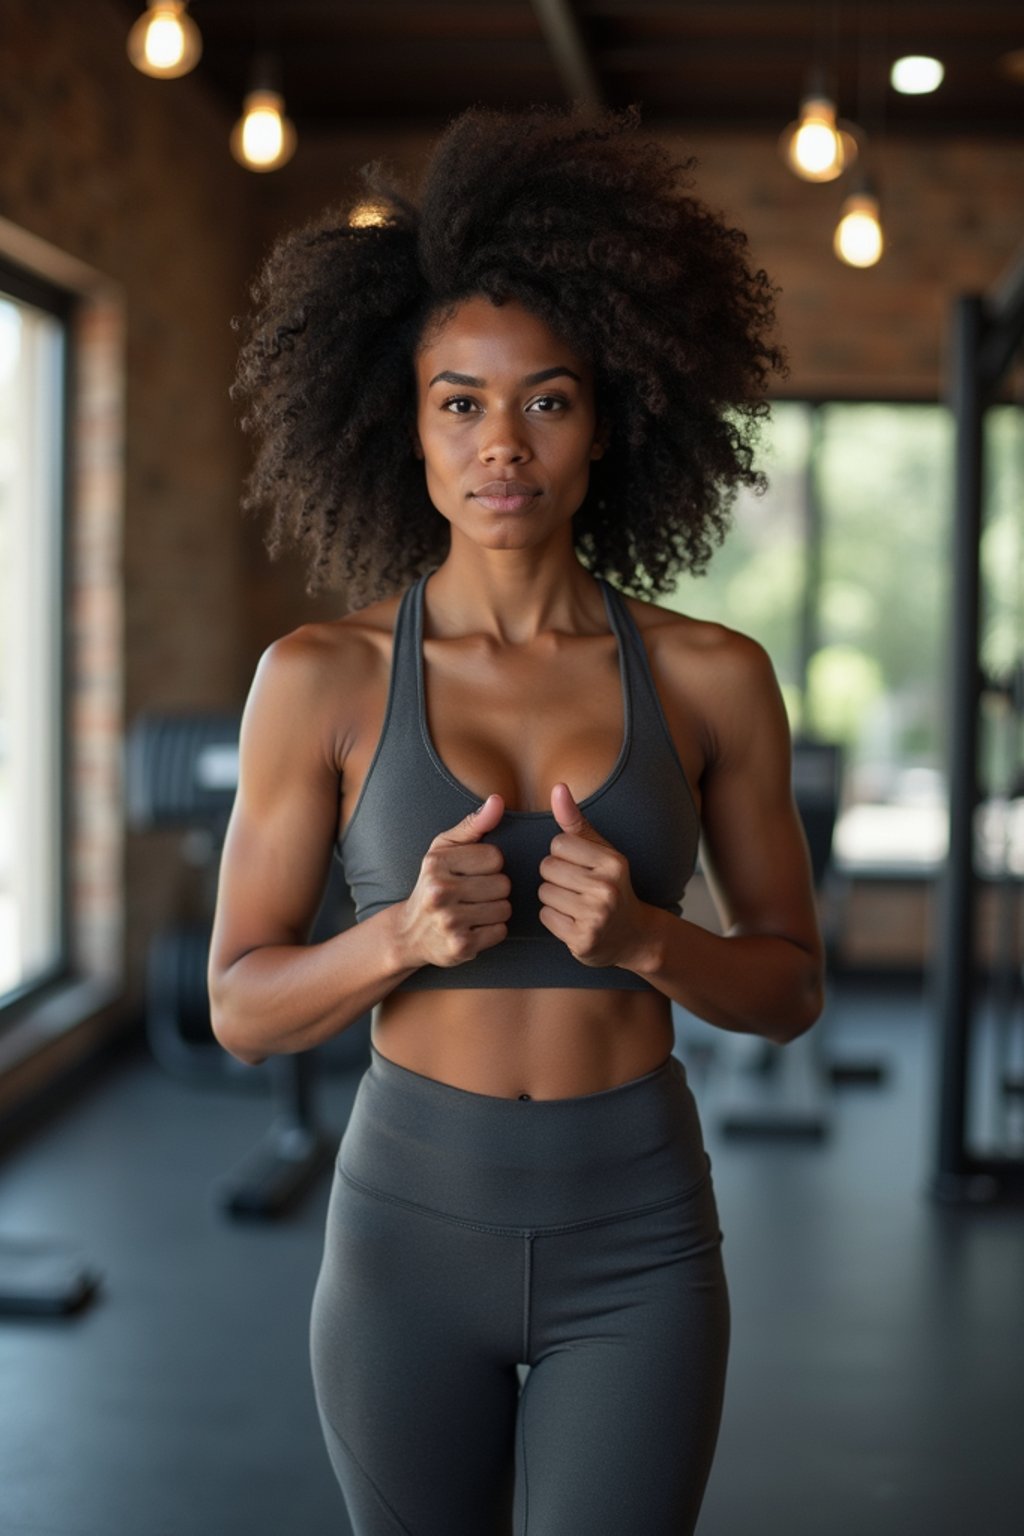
xmin=538 ymin=628 xmax=825 ymax=1043
xmin=626 ymin=628 xmax=826 ymax=1045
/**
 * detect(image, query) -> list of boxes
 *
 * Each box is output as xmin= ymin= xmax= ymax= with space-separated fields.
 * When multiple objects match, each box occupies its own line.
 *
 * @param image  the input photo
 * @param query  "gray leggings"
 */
xmin=309 ymin=1043 xmax=730 ymax=1535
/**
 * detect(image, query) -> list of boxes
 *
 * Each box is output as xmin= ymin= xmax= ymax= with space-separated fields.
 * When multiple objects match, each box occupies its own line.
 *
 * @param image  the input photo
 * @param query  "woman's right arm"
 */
xmin=209 ymin=623 xmax=514 ymax=1066
xmin=207 ymin=629 xmax=421 ymax=1067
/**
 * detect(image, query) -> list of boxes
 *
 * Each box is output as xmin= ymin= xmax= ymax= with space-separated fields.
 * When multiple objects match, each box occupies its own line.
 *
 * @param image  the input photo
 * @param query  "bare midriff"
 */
xmin=370 ymin=986 xmax=675 ymax=1102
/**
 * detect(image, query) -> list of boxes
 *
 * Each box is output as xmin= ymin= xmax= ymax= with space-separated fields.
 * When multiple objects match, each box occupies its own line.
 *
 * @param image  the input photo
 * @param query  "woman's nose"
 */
xmin=479 ymin=417 xmax=530 ymax=461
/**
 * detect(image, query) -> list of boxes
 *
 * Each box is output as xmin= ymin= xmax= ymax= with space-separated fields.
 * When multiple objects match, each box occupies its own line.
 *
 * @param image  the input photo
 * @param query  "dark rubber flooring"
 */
xmin=0 ymin=979 xmax=1021 ymax=1536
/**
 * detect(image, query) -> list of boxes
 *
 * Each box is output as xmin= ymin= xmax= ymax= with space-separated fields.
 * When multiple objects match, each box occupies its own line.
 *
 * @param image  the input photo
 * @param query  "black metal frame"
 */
xmin=932 ymin=248 xmax=1024 ymax=1204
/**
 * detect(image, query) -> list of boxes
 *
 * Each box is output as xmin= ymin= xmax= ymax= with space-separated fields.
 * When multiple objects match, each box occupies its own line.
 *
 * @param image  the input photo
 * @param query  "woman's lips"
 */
xmin=473 ymin=492 xmax=540 ymax=512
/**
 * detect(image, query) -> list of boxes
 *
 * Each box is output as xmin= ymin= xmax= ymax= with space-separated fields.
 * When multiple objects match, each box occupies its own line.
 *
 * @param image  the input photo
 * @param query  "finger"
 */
xmin=547 ymin=834 xmax=611 ymax=871
xmin=466 ymin=898 xmax=513 ymax=924
xmin=537 ymin=904 xmax=574 ymax=941
xmin=537 ymin=882 xmax=586 ymax=919
xmin=538 ymin=855 xmax=590 ymax=892
xmin=551 ymin=782 xmax=612 ymax=843
xmin=458 ymin=874 xmax=512 ymax=903
xmin=430 ymin=845 xmax=505 ymax=878
xmin=432 ymin=793 xmax=504 ymax=847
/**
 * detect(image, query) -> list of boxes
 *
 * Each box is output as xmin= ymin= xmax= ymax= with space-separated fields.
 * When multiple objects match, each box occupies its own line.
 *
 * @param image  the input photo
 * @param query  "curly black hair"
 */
xmin=230 ymin=100 xmax=788 ymax=606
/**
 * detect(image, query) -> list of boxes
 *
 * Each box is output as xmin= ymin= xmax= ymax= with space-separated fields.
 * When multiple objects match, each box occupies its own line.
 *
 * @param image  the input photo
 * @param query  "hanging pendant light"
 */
xmin=834 ymin=170 xmax=884 ymax=268
xmin=832 ymin=0 xmax=887 ymax=268
xmin=890 ymin=55 xmax=945 ymax=95
xmin=229 ymin=52 xmax=297 ymax=173
xmin=778 ymin=62 xmax=860 ymax=182
xmin=126 ymin=1 xmax=202 ymax=79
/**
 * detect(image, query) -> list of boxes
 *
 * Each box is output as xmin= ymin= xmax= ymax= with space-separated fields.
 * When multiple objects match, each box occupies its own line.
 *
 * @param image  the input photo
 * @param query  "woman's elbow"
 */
xmin=213 ymin=1021 xmax=268 ymax=1069
xmin=208 ymin=987 xmax=269 ymax=1068
xmin=782 ymin=967 xmax=827 ymax=1045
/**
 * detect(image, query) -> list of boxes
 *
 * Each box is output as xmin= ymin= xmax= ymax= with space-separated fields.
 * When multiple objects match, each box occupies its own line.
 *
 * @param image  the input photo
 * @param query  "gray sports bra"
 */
xmin=335 ymin=568 xmax=700 ymax=990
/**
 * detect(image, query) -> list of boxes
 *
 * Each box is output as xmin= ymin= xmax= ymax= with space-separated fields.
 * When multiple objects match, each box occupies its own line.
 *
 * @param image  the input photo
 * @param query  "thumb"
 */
xmin=551 ymin=781 xmax=608 ymax=841
xmin=434 ymin=792 xmax=505 ymax=846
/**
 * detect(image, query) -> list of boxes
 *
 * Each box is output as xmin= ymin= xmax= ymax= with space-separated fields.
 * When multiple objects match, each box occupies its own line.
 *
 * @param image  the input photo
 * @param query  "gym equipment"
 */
xmin=125 ymin=711 xmax=343 ymax=1219
xmin=0 ymin=1236 xmax=101 ymax=1316
xmin=714 ymin=735 xmax=890 ymax=1140
xmin=982 ymin=659 xmax=1024 ymax=1154
xmin=125 ymin=712 xmax=265 ymax=1081
xmin=932 ymin=242 xmax=1024 ymax=1204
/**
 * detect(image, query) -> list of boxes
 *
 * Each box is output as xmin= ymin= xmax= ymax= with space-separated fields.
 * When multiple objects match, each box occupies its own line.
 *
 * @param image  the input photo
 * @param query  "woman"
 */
xmin=210 ymin=102 xmax=825 ymax=1536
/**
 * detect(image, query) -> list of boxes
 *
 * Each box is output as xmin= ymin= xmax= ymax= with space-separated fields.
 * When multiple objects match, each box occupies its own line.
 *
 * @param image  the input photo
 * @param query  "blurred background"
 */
xmin=1 ymin=3 xmax=1022 ymax=1534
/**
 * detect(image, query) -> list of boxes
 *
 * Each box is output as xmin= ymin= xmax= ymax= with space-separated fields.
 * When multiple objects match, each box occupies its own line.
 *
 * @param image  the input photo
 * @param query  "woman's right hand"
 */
xmin=392 ymin=794 xmax=511 ymax=970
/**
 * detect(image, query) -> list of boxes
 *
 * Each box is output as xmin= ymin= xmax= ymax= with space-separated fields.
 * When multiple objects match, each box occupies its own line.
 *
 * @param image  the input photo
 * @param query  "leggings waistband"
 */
xmin=336 ymin=1045 xmax=712 ymax=1232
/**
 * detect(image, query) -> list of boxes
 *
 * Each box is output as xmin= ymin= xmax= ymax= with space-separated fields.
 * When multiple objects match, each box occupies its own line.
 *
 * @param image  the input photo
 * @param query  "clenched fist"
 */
xmin=392 ymin=794 xmax=511 ymax=970
xmin=537 ymin=782 xmax=653 ymax=970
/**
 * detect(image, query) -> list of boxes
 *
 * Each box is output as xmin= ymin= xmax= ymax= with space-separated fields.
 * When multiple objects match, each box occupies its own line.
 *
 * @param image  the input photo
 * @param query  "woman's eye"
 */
xmin=440 ymin=395 xmax=567 ymax=414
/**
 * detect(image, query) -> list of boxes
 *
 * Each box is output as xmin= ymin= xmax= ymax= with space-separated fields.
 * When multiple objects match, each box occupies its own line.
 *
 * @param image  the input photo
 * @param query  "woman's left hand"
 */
xmin=537 ymin=782 xmax=654 ymax=970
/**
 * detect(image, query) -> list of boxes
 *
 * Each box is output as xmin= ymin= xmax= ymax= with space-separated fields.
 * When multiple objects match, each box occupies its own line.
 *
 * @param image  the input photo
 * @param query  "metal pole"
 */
xmin=798 ymin=405 xmax=823 ymax=711
xmin=932 ymin=293 xmax=988 ymax=1198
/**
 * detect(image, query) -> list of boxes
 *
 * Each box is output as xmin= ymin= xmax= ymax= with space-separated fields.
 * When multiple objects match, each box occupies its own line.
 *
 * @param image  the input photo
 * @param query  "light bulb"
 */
xmin=229 ymin=89 xmax=297 ymax=172
xmin=126 ymin=1 xmax=202 ymax=79
xmin=890 ymin=56 xmax=945 ymax=94
xmin=795 ymin=116 xmax=841 ymax=176
xmin=779 ymin=95 xmax=848 ymax=182
xmin=834 ymin=192 xmax=884 ymax=268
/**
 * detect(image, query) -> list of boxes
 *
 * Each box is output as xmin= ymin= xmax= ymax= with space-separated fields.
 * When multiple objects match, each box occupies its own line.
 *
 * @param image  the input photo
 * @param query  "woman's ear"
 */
xmin=591 ymin=418 xmax=610 ymax=459
xmin=410 ymin=428 xmax=423 ymax=460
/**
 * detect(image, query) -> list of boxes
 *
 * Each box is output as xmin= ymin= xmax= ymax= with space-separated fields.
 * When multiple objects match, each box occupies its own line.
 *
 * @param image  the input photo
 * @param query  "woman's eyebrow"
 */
xmin=427 ymin=366 xmax=582 ymax=388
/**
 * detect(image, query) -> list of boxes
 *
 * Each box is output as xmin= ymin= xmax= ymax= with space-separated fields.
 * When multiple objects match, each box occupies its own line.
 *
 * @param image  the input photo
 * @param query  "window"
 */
xmin=979 ymin=402 xmax=1024 ymax=881
xmin=668 ymin=398 xmax=982 ymax=875
xmin=0 ymin=261 xmax=73 ymax=1010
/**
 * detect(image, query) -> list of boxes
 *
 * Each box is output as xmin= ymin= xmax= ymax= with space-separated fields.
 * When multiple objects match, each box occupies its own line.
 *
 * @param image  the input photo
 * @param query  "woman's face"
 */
xmin=411 ymin=295 xmax=607 ymax=548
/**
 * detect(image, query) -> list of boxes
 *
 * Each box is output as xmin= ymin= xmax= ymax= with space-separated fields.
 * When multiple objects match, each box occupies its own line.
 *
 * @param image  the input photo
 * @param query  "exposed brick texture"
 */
xmin=1 ymin=0 xmax=1022 ymax=1032
xmin=2 ymin=0 xmax=252 ymax=1014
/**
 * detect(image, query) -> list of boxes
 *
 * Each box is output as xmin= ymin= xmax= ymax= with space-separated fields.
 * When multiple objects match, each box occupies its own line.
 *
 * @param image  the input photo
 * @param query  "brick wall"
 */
xmin=244 ymin=125 xmax=1023 ymax=978
xmin=2 ymin=0 xmax=252 ymax=1017
xmin=1 ymin=0 xmax=1022 ymax=1033
xmin=245 ymin=124 xmax=1024 ymax=647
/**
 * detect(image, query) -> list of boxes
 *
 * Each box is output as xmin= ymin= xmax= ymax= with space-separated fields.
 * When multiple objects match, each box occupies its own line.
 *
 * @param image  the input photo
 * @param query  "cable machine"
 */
xmin=124 ymin=713 xmax=341 ymax=1219
xmin=932 ymin=245 xmax=1024 ymax=1204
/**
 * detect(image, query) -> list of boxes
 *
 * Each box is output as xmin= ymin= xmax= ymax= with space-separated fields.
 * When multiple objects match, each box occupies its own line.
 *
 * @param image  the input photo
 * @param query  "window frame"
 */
xmin=0 ymin=254 xmax=77 ymax=1026
xmin=728 ymin=390 xmax=957 ymax=880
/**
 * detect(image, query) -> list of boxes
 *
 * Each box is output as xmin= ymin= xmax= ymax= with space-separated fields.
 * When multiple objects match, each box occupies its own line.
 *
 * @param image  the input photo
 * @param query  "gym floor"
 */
xmin=0 ymin=978 xmax=1021 ymax=1536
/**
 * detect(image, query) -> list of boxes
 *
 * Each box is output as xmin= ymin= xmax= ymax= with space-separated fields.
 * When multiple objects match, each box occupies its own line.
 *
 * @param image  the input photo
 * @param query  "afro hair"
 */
xmin=230 ymin=100 xmax=788 ymax=606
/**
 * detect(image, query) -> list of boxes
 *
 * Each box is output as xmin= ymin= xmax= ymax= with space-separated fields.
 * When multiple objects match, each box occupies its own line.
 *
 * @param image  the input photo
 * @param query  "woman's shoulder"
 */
xmin=257 ymin=590 xmax=405 ymax=767
xmin=267 ymin=588 xmax=403 ymax=673
xmin=618 ymin=587 xmax=768 ymax=666
xmin=616 ymin=588 xmax=776 ymax=767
